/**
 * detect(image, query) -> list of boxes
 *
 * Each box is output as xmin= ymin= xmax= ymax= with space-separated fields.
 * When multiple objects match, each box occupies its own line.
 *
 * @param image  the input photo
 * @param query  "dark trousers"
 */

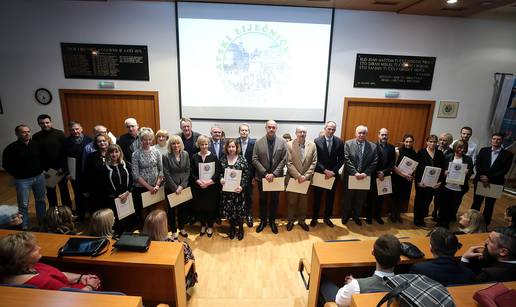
xmin=413 ymin=185 xmax=436 ymax=223
xmin=70 ymin=179 xmax=86 ymax=220
xmin=471 ymin=182 xmax=497 ymax=226
xmin=244 ymin=180 xmax=254 ymax=217
xmin=46 ymin=176 xmax=72 ymax=207
xmin=166 ymin=188 xmax=188 ymax=232
xmin=366 ymin=182 xmax=384 ymax=220
xmin=342 ymin=189 xmax=368 ymax=220
xmin=391 ymin=177 xmax=412 ymax=218
xmin=198 ymin=211 xmax=214 ymax=228
xmin=312 ymin=183 xmax=337 ymax=220
xmin=437 ymin=187 xmax=464 ymax=228
xmin=319 ymin=280 xmax=339 ymax=305
xmin=131 ymin=186 xmax=148 ymax=227
xmin=257 ymin=181 xmax=279 ymax=224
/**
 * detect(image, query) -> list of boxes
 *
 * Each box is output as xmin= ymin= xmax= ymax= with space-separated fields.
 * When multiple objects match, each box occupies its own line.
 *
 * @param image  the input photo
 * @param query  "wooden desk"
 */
xmin=0 ymin=286 xmax=143 ymax=307
xmin=308 ymin=233 xmax=489 ymax=307
xmin=350 ymin=281 xmax=516 ymax=307
xmin=0 ymin=230 xmax=185 ymax=307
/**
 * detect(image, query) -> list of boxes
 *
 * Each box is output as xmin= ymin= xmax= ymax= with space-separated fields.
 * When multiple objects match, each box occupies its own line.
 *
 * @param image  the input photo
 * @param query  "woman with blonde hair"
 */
xmin=457 ymin=209 xmax=486 ymax=234
xmin=153 ymin=130 xmax=170 ymax=156
xmin=87 ymin=208 xmax=115 ymax=238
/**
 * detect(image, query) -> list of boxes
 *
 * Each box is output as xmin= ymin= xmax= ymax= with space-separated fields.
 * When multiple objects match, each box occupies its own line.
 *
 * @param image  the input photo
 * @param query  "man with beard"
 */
xmin=461 ymin=227 xmax=516 ymax=282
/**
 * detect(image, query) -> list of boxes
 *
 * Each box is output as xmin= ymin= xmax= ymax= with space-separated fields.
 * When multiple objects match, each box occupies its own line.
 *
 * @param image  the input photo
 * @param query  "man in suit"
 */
xmin=453 ymin=126 xmax=478 ymax=164
xmin=461 ymin=227 xmax=516 ymax=283
xmin=341 ymin=125 xmax=378 ymax=226
xmin=286 ymin=126 xmax=317 ymax=232
xmin=236 ymin=123 xmax=256 ymax=227
xmin=471 ymin=132 xmax=514 ymax=226
xmin=366 ymin=128 xmax=395 ymax=225
xmin=252 ymin=120 xmax=288 ymax=234
xmin=117 ymin=117 xmax=140 ymax=167
xmin=177 ymin=117 xmax=200 ymax=157
xmin=311 ymin=121 xmax=344 ymax=228
xmin=209 ymin=124 xmax=225 ymax=159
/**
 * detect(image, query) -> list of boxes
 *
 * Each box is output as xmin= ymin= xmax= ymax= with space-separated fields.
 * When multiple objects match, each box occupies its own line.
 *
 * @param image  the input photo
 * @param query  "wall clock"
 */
xmin=35 ymin=88 xmax=52 ymax=105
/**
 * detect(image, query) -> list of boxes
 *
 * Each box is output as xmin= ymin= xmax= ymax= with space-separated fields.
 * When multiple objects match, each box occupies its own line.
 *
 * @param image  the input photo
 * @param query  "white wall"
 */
xmin=1 ymin=0 xmax=516 ymax=165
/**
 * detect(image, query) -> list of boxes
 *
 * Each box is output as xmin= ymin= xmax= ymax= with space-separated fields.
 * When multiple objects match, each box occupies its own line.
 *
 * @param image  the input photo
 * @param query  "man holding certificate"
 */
xmin=341 ymin=125 xmax=378 ymax=226
xmin=252 ymin=120 xmax=288 ymax=234
xmin=286 ymin=126 xmax=317 ymax=232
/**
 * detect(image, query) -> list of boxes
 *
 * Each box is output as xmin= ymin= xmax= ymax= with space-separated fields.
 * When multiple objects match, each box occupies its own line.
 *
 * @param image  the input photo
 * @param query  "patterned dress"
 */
xmin=219 ymin=155 xmax=249 ymax=220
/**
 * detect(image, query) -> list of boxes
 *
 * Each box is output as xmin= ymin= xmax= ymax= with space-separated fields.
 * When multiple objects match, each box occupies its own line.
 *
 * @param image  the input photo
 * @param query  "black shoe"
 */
xmin=341 ymin=217 xmax=349 ymax=225
xmin=323 ymin=219 xmax=335 ymax=228
xmin=256 ymin=222 xmax=267 ymax=233
xmin=246 ymin=216 xmax=253 ymax=228
xmin=299 ymin=222 xmax=309 ymax=232
xmin=229 ymin=227 xmax=236 ymax=240
xmin=366 ymin=218 xmax=373 ymax=225
xmin=310 ymin=219 xmax=318 ymax=227
xmin=287 ymin=221 xmax=294 ymax=231
xmin=179 ymin=230 xmax=188 ymax=238
xmin=237 ymin=228 xmax=244 ymax=240
xmin=376 ymin=217 xmax=385 ymax=225
xmin=270 ymin=223 xmax=279 ymax=234
xmin=353 ymin=218 xmax=362 ymax=226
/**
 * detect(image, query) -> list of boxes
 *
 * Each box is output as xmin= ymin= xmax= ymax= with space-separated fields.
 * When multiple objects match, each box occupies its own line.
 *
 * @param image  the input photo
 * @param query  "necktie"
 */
xmin=215 ymin=141 xmax=219 ymax=157
xmin=300 ymin=144 xmax=305 ymax=161
xmin=327 ymin=138 xmax=332 ymax=153
xmin=357 ymin=142 xmax=364 ymax=172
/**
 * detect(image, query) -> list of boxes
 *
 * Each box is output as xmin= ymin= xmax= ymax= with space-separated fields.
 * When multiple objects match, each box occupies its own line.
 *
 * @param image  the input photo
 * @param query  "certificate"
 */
xmin=475 ymin=183 xmax=504 ymax=199
xmin=223 ymin=168 xmax=242 ymax=192
xmin=67 ymin=157 xmax=76 ymax=180
xmin=45 ymin=168 xmax=63 ymax=188
xmin=286 ymin=178 xmax=310 ymax=194
xmin=376 ymin=176 xmax=393 ymax=195
xmin=398 ymin=156 xmax=418 ymax=176
xmin=348 ymin=176 xmax=371 ymax=190
xmin=446 ymin=162 xmax=467 ymax=185
xmin=114 ymin=193 xmax=135 ymax=220
xmin=167 ymin=187 xmax=193 ymax=208
xmin=199 ymin=162 xmax=215 ymax=180
xmin=262 ymin=177 xmax=285 ymax=191
xmin=141 ymin=186 xmax=165 ymax=208
xmin=421 ymin=166 xmax=441 ymax=187
xmin=311 ymin=172 xmax=335 ymax=190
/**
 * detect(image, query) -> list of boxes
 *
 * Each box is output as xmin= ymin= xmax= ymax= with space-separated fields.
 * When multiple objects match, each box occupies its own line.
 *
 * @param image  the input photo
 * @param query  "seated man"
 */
xmin=410 ymin=227 xmax=475 ymax=285
xmin=320 ymin=234 xmax=402 ymax=307
xmin=461 ymin=227 xmax=516 ymax=282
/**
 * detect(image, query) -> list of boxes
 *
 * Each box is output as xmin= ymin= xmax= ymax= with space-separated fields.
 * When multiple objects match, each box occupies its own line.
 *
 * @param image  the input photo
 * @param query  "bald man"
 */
xmin=117 ymin=117 xmax=140 ymax=166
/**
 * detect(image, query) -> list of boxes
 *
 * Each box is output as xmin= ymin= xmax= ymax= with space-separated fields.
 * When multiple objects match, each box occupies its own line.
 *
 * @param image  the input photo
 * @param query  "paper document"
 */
xmin=398 ymin=156 xmax=418 ymax=176
xmin=222 ymin=168 xmax=242 ymax=192
xmin=446 ymin=162 xmax=467 ymax=185
xmin=141 ymin=186 xmax=165 ymax=208
xmin=199 ymin=162 xmax=215 ymax=180
xmin=167 ymin=187 xmax=193 ymax=208
xmin=475 ymin=183 xmax=504 ymax=199
xmin=312 ymin=172 xmax=335 ymax=190
xmin=421 ymin=166 xmax=441 ymax=187
xmin=286 ymin=178 xmax=310 ymax=194
xmin=67 ymin=157 xmax=76 ymax=180
xmin=262 ymin=177 xmax=285 ymax=192
xmin=45 ymin=168 xmax=63 ymax=188
xmin=376 ymin=176 xmax=393 ymax=195
xmin=348 ymin=176 xmax=371 ymax=190
xmin=114 ymin=194 xmax=135 ymax=220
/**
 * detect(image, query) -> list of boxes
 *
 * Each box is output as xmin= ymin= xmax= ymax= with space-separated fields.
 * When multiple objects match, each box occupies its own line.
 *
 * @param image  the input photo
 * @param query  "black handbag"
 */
xmin=400 ymin=242 xmax=425 ymax=259
xmin=58 ymin=237 xmax=110 ymax=258
xmin=113 ymin=232 xmax=151 ymax=252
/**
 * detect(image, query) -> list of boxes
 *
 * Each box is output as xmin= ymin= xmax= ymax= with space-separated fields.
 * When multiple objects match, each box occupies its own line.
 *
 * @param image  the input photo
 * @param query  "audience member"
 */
xmin=0 ymin=205 xmax=23 ymax=229
xmin=117 ymin=117 xmax=140 ymax=167
xmin=44 ymin=205 xmax=76 ymax=235
xmin=87 ymin=208 xmax=115 ymax=238
xmin=457 ymin=209 xmax=486 ymax=234
xmin=505 ymin=206 xmax=516 ymax=228
xmin=391 ymin=134 xmax=417 ymax=223
xmin=236 ymin=123 xmax=256 ymax=228
xmin=153 ymin=129 xmax=170 ymax=156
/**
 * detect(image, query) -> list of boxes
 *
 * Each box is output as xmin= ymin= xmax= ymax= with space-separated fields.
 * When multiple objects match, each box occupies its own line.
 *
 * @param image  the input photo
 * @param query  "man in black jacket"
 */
xmin=236 ymin=123 xmax=256 ymax=227
xmin=117 ymin=117 xmax=140 ymax=167
xmin=472 ymin=133 xmax=514 ymax=226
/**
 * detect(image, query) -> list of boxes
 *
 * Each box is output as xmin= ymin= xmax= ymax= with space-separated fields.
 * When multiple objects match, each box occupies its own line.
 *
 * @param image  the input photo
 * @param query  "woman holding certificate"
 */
xmin=219 ymin=139 xmax=249 ymax=240
xmin=84 ymin=132 xmax=112 ymax=214
xmin=163 ymin=135 xmax=190 ymax=239
xmin=190 ymin=135 xmax=221 ymax=237
xmin=391 ymin=134 xmax=418 ymax=223
xmin=413 ymin=134 xmax=445 ymax=227
xmin=436 ymin=140 xmax=473 ymax=228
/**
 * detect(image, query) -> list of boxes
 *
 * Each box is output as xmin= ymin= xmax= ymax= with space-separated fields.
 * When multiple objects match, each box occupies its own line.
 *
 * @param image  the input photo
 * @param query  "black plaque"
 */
xmin=354 ymin=54 xmax=435 ymax=90
xmin=61 ymin=43 xmax=149 ymax=81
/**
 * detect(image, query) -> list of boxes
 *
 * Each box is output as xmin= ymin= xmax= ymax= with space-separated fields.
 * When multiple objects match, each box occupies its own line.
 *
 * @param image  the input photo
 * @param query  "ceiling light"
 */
xmin=447 ymin=0 xmax=458 ymax=4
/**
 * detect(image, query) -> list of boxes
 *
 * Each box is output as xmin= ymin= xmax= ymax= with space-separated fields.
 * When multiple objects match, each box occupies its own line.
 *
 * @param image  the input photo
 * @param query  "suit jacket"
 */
xmin=237 ymin=137 xmax=256 ymax=179
xmin=444 ymin=153 xmax=474 ymax=193
xmin=162 ymin=151 xmax=190 ymax=192
xmin=286 ymin=139 xmax=317 ymax=181
xmin=464 ymin=258 xmax=516 ymax=283
xmin=209 ymin=139 xmax=226 ymax=160
xmin=342 ymin=139 xmax=378 ymax=179
xmin=252 ymin=135 xmax=288 ymax=179
xmin=410 ymin=256 xmax=476 ymax=286
xmin=314 ymin=135 xmax=344 ymax=175
xmin=475 ymin=147 xmax=514 ymax=185
xmin=375 ymin=142 xmax=396 ymax=177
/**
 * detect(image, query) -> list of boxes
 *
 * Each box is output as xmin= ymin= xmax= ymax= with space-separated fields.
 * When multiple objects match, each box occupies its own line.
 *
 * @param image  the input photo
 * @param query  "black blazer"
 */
xmin=209 ymin=139 xmax=226 ymax=160
xmin=375 ymin=142 xmax=396 ymax=177
xmin=444 ymin=153 xmax=474 ymax=194
xmin=475 ymin=147 xmax=514 ymax=185
xmin=464 ymin=258 xmax=516 ymax=283
xmin=237 ymin=137 xmax=256 ymax=179
xmin=415 ymin=148 xmax=445 ymax=183
xmin=410 ymin=256 xmax=476 ymax=286
xmin=314 ymin=135 xmax=344 ymax=174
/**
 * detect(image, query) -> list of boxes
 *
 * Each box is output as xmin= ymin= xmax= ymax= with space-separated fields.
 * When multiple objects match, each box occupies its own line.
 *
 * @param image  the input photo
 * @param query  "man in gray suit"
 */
xmin=342 ymin=125 xmax=378 ymax=226
xmin=252 ymin=120 xmax=288 ymax=234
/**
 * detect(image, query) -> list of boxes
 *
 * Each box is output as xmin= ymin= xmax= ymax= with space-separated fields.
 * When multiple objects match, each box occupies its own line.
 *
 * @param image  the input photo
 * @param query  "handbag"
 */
xmin=473 ymin=283 xmax=516 ymax=307
xmin=400 ymin=242 xmax=425 ymax=259
xmin=58 ymin=237 xmax=109 ymax=258
xmin=113 ymin=232 xmax=151 ymax=252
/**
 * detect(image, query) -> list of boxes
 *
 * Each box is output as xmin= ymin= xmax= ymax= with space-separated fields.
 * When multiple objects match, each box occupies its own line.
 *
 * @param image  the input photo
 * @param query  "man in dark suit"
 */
xmin=461 ymin=227 xmax=516 ymax=283
xmin=208 ymin=124 xmax=225 ymax=159
xmin=177 ymin=117 xmax=200 ymax=158
xmin=471 ymin=132 xmax=514 ymax=226
xmin=311 ymin=121 xmax=344 ymax=228
xmin=366 ymin=128 xmax=395 ymax=225
xmin=252 ymin=120 xmax=288 ymax=234
xmin=236 ymin=123 xmax=256 ymax=227
xmin=117 ymin=117 xmax=140 ymax=167
xmin=341 ymin=125 xmax=378 ymax=226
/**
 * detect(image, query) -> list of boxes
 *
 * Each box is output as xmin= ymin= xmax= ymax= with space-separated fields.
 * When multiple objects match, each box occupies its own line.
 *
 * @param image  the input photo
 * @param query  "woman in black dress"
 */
xmin=190 ymin=135 xmax=221 ymax=237
xmin=84 ymin=133 xmax=112 ymax=214
xmin=391 ymin=134 xmax=417 ymax=223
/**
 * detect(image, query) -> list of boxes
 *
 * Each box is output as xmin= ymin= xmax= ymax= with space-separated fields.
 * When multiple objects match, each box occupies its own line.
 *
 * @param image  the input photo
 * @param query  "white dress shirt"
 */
xmin=335 ymin=271 xmax=395 ymax=307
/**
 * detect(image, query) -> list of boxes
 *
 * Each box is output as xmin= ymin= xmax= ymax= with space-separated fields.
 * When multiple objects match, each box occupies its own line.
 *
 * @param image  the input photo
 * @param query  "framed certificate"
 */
xmin=114 ymin=193 xmax=135 ymax=220
xmin=348 ymin=176 xmax=371 ymax=190
xmin=421 ymin=166 xmax=441 ymax=187
xmin=376 ymin=176 xmax=392 ymax=195
xmin=199 ymin=162 xmax=215 ymax=180
xmin=167 ymin=187 xmax=193 ymax=207
xmin=398 ymin=156 xmax=418 ymax=176
xmin=312 ymin=172 xmax=335 ymax=190
xmin=446 ymin=162 xmax=467 ymax=185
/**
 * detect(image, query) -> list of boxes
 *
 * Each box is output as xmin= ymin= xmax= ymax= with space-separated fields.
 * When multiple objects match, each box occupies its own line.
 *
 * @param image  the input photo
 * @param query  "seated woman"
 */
xmin=456 ymin=209 xmax=486 ymax=234
xmin=87 ymin=208 xmax=115 ymax=238
xmin=505 ymin=205 xmax=516 ymax=229
xmin=143 ymin=209 xmax=197 ymax=289
xmin=0 ymin=232 xmax=101 ymax=290
xmin=44 ymin=206 xmax=77 ymax=235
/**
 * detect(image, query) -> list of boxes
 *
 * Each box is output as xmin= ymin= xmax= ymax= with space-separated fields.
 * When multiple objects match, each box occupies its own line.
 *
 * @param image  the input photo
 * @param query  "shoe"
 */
xmin=341 ymin=217 xmax=349 ymax=225
xmin=310 ymin=219 xmax=318 ymax=227
xmin=246 ymin=216 xmax=253 ymax=228
xmin=366 ymin=218 xmax=372 ymax=225
xmin=299 ymin=222 xmax=309 ymax=232
xmin=200 ymin=227 xmax=206 ymax=236
xmin=323 ymin=219 xmax=335 ymax=228
xmin=207 ymin=228 xmax=213 ymax=237
xmin=179 ymin=229 xmax=188 ymax=238
xmin=375 ymin=217 xmax=385 ymax=225
xmin=229 ymin=226 xmax=235 ymax=240
xmin=270 ymin=223 xmax=279 ymax=234
xmin=256 ymin=222 xmax=267 ymax=233
xmin=237 ymin=227 xmax=244 ymax=240
xmin=353 ymin=218 xmax=362 ymax=226
xmin=286 ymin=221 xmax=294 ymax=231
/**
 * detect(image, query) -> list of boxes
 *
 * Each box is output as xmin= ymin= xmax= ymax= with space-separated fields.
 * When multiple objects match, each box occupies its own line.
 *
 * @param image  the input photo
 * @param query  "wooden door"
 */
xmin=59 ymin=89 xmax=160 ymax=137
